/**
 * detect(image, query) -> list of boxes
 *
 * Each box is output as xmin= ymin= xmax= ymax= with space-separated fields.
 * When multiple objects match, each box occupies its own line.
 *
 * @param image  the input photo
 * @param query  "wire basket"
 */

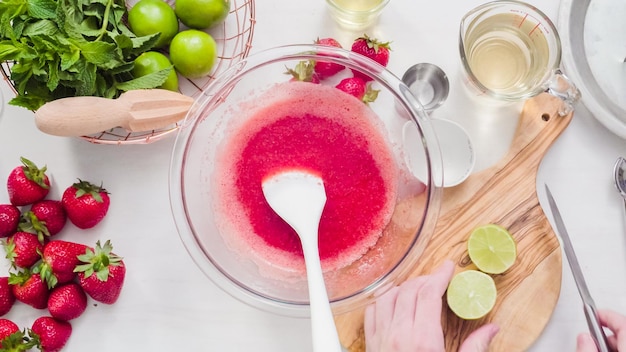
xmin=1 ymin=0 xmax=256 ymax=145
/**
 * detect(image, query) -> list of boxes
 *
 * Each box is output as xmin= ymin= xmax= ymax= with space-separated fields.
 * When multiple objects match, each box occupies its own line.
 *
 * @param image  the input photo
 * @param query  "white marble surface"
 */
xmin=1 ymin=0 xmax=625 ymax=350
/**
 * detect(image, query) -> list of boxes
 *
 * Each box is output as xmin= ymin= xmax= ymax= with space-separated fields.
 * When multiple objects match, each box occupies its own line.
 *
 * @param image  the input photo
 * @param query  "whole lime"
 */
xmin=169 ymin=30 xmax=218 ymax=79
xmin=128 ymin=0 xmax=179 ymax=48
xmin=133 ymin=51 xmax=179 ymax=91
xmin=174 ymin=0 xmax=230 ymax=29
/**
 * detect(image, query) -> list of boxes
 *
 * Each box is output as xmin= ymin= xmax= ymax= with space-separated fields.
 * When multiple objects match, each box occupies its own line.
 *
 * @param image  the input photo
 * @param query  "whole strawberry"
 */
xmin=7 ymin=157 xmax=50 ymax=206
xmin=313 ymin=37 xmax=345 ymax=79
xmin=76 ymin=240 xmax=125 ymax=304
xmin=9 ymin=271 xmax=49 ymax=309
xmin=61 ymin=180 xmax=110 ymax=229
xmin=47 ymin=283 xmax=87 ymax=321
xmin=335 ymin=77 xmax=380 ymax=104
xmin=24 ymin=200 xmax=67 ymax=239
xmin=350 ymin=34 xmax=391 ymax=81
xmin=39 ymin=240 xmax=89 ymax=289
xmin=4 ymin=232 xmax=43 ymax=269
xmin=0 ymin=278 xmax=15 ymax=316
xmin=0 ymin=205 xmax=20 ymax=238
xmin=30 ymin=316 xmax=71 ymax=352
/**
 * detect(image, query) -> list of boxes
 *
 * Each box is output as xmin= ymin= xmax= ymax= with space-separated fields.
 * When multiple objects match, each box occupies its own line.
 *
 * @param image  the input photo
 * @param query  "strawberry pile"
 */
xmin=287 ymin=34 xmax=392 ymax=104
xmin=0 ymin=157 xmax=125 ymax=351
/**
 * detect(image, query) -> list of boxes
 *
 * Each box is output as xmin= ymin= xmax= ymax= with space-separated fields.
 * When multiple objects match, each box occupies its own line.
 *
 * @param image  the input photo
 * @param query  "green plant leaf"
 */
xmin=0 ymin=42 xmax=20 ymax=60
xmin=28 ymin=0 xmax=57 ymax=20
xmin=22 ymin=19 xmax=58 ymax=37
xmin=1 ymin=0 xmax=162 ymax=110
xmin=115 ymin=67 xmax=172 ymax=91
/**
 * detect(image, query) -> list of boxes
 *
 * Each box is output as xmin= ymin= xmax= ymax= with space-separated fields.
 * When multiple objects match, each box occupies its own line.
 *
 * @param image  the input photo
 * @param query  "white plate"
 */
xmin=558 ymin=0 xmax=626 ymax=138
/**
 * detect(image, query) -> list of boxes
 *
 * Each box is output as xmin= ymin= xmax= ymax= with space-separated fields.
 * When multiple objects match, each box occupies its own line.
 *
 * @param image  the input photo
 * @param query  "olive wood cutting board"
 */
xmin=335 ymin=93 xmax=572 ymax=351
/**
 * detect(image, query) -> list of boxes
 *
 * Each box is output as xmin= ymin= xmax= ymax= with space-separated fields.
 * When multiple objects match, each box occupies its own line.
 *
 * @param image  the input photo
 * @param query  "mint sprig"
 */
xmin=0 ymin=0 xmax=168 ymax=110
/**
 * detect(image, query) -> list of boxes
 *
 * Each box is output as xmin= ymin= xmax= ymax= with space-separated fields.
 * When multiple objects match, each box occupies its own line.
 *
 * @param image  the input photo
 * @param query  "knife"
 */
xmin=544 ymin=184 xmax=611 ymax=352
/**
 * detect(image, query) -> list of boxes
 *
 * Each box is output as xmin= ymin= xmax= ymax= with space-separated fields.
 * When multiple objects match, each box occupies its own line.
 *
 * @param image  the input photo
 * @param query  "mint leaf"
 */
xmin=115 ymin=67 xmax=172 ymax=91
xmin=9 ymin=91 xmax=49 ymax=110
xmin=107 ymin=61 xmax=133 ymax=75
xmin=46 ymin=57 xmax=60 ymax=91
xmin=27 ymin=0 xmax=57 ymax=20
xmin=60 ymin=48 xmax=80 ymax=70
xmin=129 ymin=33 xmax=160 ymax=55
xmin=1 ymin=0 xmax=162 ymax=110
xmin=22 ymin=19 xmax=57 ymax=37
xmin=79 ymin=40 xmax=119 ymax=67
xmin=0 ymin=43 xmax=20 ymax=60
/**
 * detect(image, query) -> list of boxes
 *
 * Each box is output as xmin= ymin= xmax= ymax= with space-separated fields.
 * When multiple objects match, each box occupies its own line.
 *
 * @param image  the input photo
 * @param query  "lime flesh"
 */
xmin=467 ymin=223 xmax=517 ymax=274
xmin=447 ymin=270 xmax=497 ymax=320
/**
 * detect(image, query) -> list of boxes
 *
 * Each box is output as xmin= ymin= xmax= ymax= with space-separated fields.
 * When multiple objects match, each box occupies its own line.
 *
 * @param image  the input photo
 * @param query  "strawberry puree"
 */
xmin=214 ymin=81 xmax=398 ymax=273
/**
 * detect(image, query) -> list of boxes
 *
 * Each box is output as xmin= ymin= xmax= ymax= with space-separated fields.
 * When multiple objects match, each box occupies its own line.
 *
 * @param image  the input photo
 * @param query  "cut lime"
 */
xmin=447 ymin=270 xmax=497 ymax=320
xmin=467 ymin=223 xmax=517 ymax=274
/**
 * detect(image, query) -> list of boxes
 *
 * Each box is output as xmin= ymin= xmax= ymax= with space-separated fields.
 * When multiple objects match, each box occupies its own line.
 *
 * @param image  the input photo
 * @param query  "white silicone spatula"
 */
xmin=261 ymin=170 xmax=342 ymax=352
xmin=34 ymin=89 xmax=194 ymax=136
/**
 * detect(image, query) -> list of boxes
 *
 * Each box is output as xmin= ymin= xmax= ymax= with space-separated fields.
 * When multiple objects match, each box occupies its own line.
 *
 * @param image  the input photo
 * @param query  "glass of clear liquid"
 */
xmin=326 ymin=0 xmax=390 ymax=30
xmin=459 ymin=0 xmax=580 ymax=115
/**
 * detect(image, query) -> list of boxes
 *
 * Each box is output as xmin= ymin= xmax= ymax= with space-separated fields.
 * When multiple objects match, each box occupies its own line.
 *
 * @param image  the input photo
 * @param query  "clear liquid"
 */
xmin=464 ymin=13 xmax=550 ymax=97
xmin=327 ymin=0 xmax=387 ymax=30
xmin=331 ymin=0 xmax=386 ymax=11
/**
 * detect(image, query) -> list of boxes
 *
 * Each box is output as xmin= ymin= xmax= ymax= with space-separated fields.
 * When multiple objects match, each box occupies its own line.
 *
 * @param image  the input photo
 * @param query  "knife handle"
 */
xmin=584 ymin=303 xmax=611 ymax=352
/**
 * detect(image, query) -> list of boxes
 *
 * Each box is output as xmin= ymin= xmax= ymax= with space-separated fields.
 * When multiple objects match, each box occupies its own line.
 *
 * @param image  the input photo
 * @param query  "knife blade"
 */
xmin=544 ymin=184 xmax=610 ymax=352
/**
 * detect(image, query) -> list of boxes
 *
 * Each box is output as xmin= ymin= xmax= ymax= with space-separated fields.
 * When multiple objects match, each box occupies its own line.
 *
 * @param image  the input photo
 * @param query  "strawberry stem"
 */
xmin=8 ymin=268 xmax=32 ymax=286
xmin=71 ymin=179 xmax=109 ymax=203
xmin=34 ymin=261 xmax=58 ymax=289
xmin=358 ymin=34 xmax=392 ymax=52
xmin=285 ymin=60 xmax=318 ymax=82
xmin=18 ymin=211 xmax=50 ymax=244
xmin=19 ymin=157 xmax=49 ymax=190
xmin=75 ymin=240 xmax=122 ymax=282
xmin=362 ymin=83 xmax=380 ymax=104
xmin=0 ymin=329 xmax=37 ymax=351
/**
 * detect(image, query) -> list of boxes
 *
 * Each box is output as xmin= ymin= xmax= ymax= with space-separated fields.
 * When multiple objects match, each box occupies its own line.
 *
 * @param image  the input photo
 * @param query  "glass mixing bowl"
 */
xmin=169 ymin=44 xmax=443 ymax=317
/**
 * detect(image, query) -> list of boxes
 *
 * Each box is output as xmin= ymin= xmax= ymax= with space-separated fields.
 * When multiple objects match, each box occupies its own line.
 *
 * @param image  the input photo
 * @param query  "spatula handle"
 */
xmin=300 ymin=233 xmax=343 ymax=352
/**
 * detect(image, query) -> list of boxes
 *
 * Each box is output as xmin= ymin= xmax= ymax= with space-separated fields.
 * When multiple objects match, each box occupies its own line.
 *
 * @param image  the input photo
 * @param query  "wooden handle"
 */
xmin=35 ymin=96 xmax=128 ymax=136
xmin=335 ymin=93 xmax=572 ymax=352
xmin=35 ymin=89 xmax=194 ymax=137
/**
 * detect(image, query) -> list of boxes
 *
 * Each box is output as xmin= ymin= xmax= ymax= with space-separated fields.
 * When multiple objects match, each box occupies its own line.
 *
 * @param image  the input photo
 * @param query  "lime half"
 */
xmin=447 ymin=270 xmax=497 ymax=320
xmin=467 ymin=224 xmax=517 ymax=274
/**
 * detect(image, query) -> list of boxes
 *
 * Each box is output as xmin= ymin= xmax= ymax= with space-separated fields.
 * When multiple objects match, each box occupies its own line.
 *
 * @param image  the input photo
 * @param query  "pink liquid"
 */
xmin=214 ymin=82 xmax=398 ymax=273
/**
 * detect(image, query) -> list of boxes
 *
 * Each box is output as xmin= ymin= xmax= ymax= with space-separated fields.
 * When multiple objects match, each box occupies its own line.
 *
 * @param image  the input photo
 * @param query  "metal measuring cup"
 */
xmin=401 ymin=63 xmax=476 ymax=188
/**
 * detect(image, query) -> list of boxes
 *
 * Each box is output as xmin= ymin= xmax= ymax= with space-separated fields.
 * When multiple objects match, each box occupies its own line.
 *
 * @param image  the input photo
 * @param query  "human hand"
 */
xmin=576 ymin=309 xmax=626 ymax=352
xmin=364 ymin=260 xmax=499 ymax=352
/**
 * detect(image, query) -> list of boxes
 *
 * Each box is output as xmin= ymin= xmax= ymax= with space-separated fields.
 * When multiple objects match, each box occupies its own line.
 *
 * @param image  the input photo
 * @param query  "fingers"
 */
xmin=410 ymin=260 xmax=455 ymax=349
xmin=413 ymin=260 xmax=455 ymax=322
xmin=597 ymin=309 xmax=626 ymax=351
xmin=458 ymin=323 xmax=500 ymax=352
xmin=576 ymin=333 xmax=599 ymax=352
xmin=364 ymin=286 xmax=400 ymax=338
xmin=598 ymin=309 xmax=626 ymax=333
xmin=392 ymin=276 xmax=425 ymax=323
xmin=364 ymin=260 xmax=455 ymax=351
